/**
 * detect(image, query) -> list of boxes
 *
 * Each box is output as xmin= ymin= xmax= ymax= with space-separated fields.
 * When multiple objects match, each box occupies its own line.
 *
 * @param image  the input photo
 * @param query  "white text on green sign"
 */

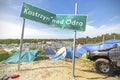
xmin=20 ymin=3 xmax=87 ymax=31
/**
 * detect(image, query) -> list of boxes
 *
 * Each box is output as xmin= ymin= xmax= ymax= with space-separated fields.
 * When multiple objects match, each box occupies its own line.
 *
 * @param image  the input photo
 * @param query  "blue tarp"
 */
xmin=5 ymin=50 xmax=39 ymax=63
xmin=50 ymin=53 xmax=64 ymax=60
xmin=51 ymin=47 xmax=73 ymax=60
xmin=76 ymin=39 xmax=120 ymax=57
xmin=44 ymin=48 xmax=55 ymax=55
xmin=103 ymin=39 xmax=120 ymax=44
xmin=65 ymin=47 xmax=73 ymax=58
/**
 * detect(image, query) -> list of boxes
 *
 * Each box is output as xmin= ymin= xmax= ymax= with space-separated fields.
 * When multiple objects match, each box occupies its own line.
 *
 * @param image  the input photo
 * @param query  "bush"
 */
xmin=29 ymin=46 xmax=38 ymax=50
xmin=0 ymin=50 xmax=10 ymax=61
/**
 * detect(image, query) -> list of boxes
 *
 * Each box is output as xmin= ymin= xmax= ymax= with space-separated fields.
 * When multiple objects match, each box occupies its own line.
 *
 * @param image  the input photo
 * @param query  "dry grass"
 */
xmin=0 ymin=59 xmax=116 ymax=80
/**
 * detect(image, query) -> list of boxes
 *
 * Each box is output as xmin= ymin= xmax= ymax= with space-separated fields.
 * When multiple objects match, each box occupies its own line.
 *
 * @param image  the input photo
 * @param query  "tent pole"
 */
xmin=18 ymin=18 xmax=25 ymax=71
xmin=72 ymin=2 xmax=78 ymax=80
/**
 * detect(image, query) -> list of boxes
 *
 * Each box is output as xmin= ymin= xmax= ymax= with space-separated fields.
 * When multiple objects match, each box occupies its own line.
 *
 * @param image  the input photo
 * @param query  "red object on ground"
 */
xmin=10 ymin=74 xmax=20 ymax=79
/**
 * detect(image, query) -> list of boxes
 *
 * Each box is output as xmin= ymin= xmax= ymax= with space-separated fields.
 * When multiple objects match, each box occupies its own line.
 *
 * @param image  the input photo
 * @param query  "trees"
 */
xmin=76 ymin=33 xmax=120 ymax=44
xmin=0 ymin=33 xmax=120 ymax=44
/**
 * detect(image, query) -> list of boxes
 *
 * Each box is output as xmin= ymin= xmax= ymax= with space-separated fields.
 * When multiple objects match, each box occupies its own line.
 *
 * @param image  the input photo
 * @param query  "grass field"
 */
xmin=0 ymin=50 xmax=11 ymax=61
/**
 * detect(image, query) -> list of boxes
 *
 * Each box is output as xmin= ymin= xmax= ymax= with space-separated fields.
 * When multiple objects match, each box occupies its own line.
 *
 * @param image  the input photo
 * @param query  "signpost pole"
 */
xmin=18 ymin=18 xmax=25 ymax=71
xmin=72 ymin=3 xmax=78 ymax=80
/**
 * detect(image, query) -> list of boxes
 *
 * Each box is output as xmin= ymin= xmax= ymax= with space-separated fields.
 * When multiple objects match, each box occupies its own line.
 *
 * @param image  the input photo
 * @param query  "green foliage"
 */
xmin=29 ymin=46 xmax=38 ymax=50
xmin=0 ymin=50 xmax=10 ymax=61
xmin=38 ymin=49 xmax=44 ymax=55
xmin=0 ymin=33 xmax=119 ymax=44
xmin=53 ymin=47 xmax=58 ymax=52
xmin=76 ymin=33 xmax=120 ymax=44
xmin=35 ymin=49 xmax=49 ymax=61
xmin=35 ymin=55 xmax=49 ymax=61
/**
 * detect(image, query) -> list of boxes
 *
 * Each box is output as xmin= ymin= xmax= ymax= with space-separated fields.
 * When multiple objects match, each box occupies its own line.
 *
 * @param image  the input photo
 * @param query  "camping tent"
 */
xmin=76 ymin=39 xmax=120 ymax=57
xmin=5 ymin=50 xmax=39 ymax=63
xmin=44 ymin=48 xmax=55 ymax=55
xmin=50 ymin=47 xmax=73 ymax=60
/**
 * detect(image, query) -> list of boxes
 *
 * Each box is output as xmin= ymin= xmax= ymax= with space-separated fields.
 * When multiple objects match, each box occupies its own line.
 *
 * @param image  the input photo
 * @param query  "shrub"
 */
xmin=0 ymin=50 xmax=10 ymax=61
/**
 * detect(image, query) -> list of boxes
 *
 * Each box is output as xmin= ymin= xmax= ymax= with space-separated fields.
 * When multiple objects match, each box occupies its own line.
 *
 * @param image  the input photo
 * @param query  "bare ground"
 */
xmin=0 ymin=59 xmax=117 ymax=80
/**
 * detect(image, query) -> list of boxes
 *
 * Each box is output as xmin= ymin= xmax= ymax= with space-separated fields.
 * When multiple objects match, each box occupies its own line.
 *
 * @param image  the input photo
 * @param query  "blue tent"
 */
xmin=44 ymin=48 xmax=55 ymax=55
xmin=103 ymin=39 xmax=120 ymax=44
xmin=76 ymin=39 xmax=120 ymax=57
xmin=99 ymin=39 xmax=120 ymax=49
xmin=5 ymin=50 xmax=39 ymax=63
xmin=50 ymin=47 xmax=73 ymax=60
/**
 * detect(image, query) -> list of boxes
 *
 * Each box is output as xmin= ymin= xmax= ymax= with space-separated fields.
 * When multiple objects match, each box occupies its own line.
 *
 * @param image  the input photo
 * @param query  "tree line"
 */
xmin=0 ymin=33 xmax=120 ymax=44
xmin=76 ymin=33 xmax=120 ymax=44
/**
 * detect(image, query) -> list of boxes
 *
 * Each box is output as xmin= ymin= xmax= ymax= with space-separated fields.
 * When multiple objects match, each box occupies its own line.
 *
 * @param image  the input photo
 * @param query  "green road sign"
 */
xmin=52 ymin=15 xmax=87 ymax=31
xmin=20 ymin=3 xmax=56 ymax=24
xmin=20 ymin=3 xmax=87 ymax=31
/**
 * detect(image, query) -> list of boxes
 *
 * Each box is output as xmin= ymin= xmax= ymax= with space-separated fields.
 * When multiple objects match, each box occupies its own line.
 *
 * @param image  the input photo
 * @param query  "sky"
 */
xmin=0 ymin=0 xmax=120 ymax=39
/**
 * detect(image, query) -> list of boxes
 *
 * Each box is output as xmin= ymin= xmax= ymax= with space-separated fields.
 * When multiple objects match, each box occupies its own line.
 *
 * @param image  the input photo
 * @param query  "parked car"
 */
xmin=87 ymin=44 xmax=120 ymax=75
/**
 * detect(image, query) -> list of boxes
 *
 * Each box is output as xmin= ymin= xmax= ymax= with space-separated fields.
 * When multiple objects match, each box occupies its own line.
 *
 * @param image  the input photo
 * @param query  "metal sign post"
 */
xmin=72 ymin=3 xmax=78 ymax=79
xmin=19 ymin=2 xmax=86 ymax=73
xmin=18 ymin=18 xmax=25 ymax=71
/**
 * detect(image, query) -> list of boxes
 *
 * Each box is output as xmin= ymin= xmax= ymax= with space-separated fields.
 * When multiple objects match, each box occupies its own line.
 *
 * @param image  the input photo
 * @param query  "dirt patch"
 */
xmin=0 ymin=59 xmax=117 ymax=80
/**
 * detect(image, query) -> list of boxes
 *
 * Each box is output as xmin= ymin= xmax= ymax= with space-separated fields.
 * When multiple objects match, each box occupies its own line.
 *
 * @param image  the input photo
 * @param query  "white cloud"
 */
xmin=77 ymin=24 xmax=120 ymax=38
xmin=0 ymin=12 xmax=70 ymax=39
xmin=0 ymin=13 xmax=120 ymax=39
xmin=0 ymin=20 xmax=56 ymax=39
xmin=1 ymin=19 xmax=119 ymax=39
xmin=110 ymin=16 xmax=120 ymax=22
xmin=0 ymin=19 xmax=73 ymax=39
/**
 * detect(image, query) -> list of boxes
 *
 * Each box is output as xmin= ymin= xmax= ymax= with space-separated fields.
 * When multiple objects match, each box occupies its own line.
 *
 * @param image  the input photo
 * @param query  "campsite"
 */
xmin=1 ymin=0 xmax=120 ymax=80
xmin=0 ymin=39 xmax=120 ymax=80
